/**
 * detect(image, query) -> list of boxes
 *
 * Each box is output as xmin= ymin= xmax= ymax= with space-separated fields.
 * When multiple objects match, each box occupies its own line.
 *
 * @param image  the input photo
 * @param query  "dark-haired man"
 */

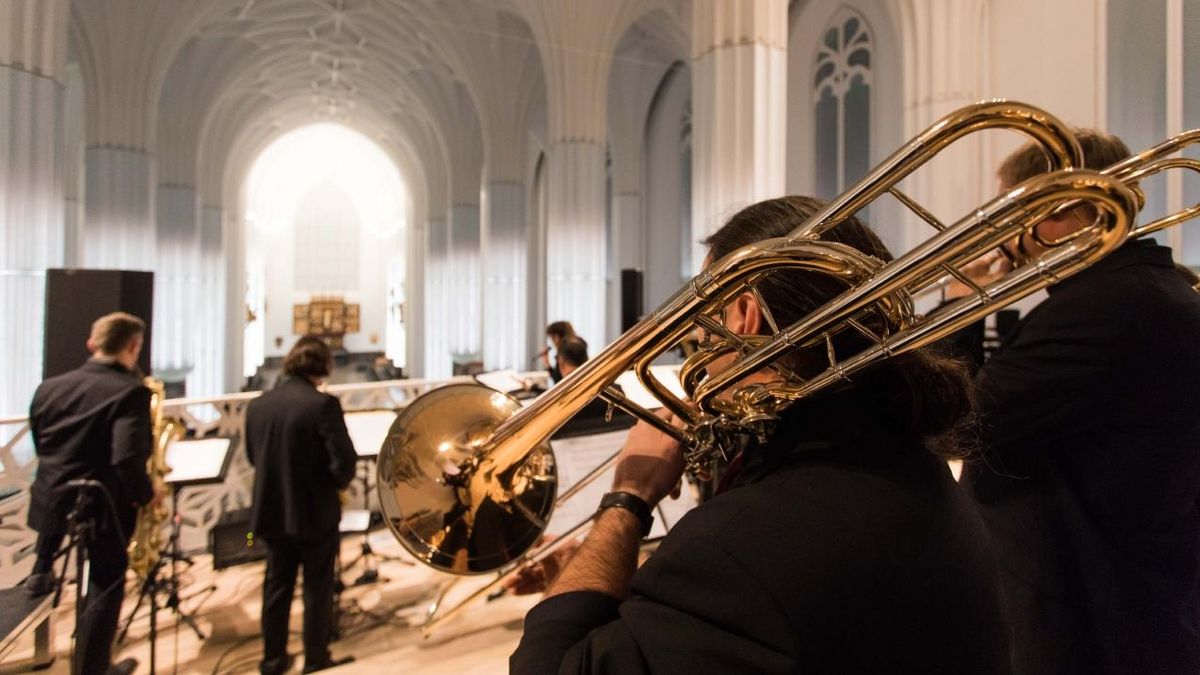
xmin=951 ymin=130 xmax=1200 ymax=674
xmin=26 ymin=311 xmax=158 ymax=675
xmin=246 ymin=337 xmax=357 ymax=674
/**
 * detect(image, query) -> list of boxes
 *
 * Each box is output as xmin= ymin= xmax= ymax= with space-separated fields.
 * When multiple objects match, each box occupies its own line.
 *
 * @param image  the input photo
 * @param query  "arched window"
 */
xmin=813 ymin=9 xmax=873 ymax=200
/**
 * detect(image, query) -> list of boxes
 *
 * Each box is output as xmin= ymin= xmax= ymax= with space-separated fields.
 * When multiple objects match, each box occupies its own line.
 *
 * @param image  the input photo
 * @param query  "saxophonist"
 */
xmin=25 ymin=312 xmax=160 ymax=675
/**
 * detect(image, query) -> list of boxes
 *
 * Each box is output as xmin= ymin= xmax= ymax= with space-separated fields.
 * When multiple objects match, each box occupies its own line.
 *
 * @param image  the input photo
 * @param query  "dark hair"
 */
xmin=557 ymin=336 xmax=589 ymax=368
xmin=90 ymin=312 xmax=145 ymax=355
xmin=703 ymin=195 xmax=976 ymax=459
xmin=545 ymin=321 xmax=575 ymax=341
xmin=999 ymin=129 xmax=1132 ymax=223
xmin=283 ymin=337 xmax=332 ymax=379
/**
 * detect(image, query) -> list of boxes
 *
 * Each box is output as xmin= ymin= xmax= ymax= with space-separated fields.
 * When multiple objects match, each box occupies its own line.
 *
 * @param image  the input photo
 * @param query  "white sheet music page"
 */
xmin=544 ymin=427 xmax=700 ymax=539
xmin=344 ymin=410 xmax=398 ymax=457
xmin=165 ymin=438 xmax=232 ymax=484
xmin=476 ymin=369 xmax=527 ymax=393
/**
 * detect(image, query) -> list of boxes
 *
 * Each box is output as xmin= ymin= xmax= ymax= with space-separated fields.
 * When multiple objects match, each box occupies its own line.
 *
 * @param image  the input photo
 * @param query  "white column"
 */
xmin=545 ymin=141 xmax=608 ymax=348
xmin=83 ymin=147 xmax=155 ymax=270
xmin=0 ymin=0 xmax=68 ymax=417
xmin=898 ymin=0 xmax=987 ymax=252
xmin=690 ymin=0 xmax=788 ymax=266
xmin=447 ymin=203 xmax=481 ymax=362
xmin=424 ymin=217 xmax=451 ymax=378
xmin=482 ymin=180 xmax=527 ymax=370
xmin=188 ymin=205 xmax=224 ymax=397
xmin=153 ymin=184 xmax=197 ymax=381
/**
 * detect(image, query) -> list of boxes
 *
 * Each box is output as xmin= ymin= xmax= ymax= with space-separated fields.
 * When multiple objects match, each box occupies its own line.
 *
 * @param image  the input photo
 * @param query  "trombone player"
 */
xmin=510 ymin=197 xmax=1009 ymax=673
xmin=946 ymin=131 xmax=1200 ymax=674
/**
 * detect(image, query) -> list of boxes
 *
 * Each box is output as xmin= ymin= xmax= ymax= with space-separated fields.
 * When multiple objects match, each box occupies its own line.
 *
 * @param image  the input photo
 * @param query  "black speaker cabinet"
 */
xmin=620 ymin=268 xmax=644 ymax=332
xmin=43 ymin=269 xmax=154 ymax=379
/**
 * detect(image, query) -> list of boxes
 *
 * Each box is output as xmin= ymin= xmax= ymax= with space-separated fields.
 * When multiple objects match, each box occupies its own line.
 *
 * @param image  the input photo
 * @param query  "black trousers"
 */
xmin=34 ymin=520 xmax=131 ymax=675
xmin=260 ymin=531 xmax=339 ymax=674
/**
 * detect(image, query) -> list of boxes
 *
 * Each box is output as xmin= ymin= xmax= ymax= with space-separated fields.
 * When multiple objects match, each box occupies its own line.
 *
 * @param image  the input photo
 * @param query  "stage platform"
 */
xmin=0 ymin=530 xmax=537 ymax=674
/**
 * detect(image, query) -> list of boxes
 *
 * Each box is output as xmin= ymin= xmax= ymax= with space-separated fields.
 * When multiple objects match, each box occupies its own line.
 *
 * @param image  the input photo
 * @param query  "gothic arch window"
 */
xmin=813 ymin=9 xmax=873 ymax=200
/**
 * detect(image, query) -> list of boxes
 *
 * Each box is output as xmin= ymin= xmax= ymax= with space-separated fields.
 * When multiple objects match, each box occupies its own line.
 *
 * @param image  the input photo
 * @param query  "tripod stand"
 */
xmin=52 ymin=479 xmax=126 ymax=675
xmin=117 ymin=488 xmax=214 ymax=656
xmin=338 ymin=457 xmax=411 ymax=588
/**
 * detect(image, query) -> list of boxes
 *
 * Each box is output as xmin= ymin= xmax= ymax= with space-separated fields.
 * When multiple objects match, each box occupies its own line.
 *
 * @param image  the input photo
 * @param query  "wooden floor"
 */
xmin=1 ymin=531 xmax=538 ymax=674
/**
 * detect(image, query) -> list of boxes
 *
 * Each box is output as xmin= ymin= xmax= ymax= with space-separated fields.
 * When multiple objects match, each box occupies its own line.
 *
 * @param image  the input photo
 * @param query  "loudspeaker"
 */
xmin=620 ymin=269 xmax=644 ymax=332
xmin=43 ymin=269 xmax=154 ymax=379
xmin=209 ymin=507 xmax=268 ymax=570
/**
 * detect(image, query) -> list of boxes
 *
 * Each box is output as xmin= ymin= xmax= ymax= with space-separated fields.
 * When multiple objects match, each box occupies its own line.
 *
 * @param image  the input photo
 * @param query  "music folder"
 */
xmin=165 ymin=437 xmax=233 ymax=487
xmin=344 ymin=409 xmax=399 ymax=458
xmin=474 ymin=369 xmax=529 ymax=394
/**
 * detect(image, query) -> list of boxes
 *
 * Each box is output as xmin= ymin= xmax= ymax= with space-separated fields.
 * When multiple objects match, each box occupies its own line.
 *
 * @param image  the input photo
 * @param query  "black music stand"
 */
xmin=339 ymin=410 xmax=411 ymax=588
xmin=118 ymin=437 xmax=232 ymax=666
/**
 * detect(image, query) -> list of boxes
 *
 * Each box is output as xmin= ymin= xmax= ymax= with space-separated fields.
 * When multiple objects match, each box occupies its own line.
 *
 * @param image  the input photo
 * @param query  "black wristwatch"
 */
xmin=598 ymin=491 xmax=654 ymax=538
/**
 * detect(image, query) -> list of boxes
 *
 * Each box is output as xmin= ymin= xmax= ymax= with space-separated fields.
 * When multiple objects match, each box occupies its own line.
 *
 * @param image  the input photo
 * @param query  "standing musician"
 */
xmin=245 ymin=337 xmax=357 ymax=674
xmin=25 ymin=311 xmax=159 ymax=675
xmin=510 ymin=196 xmax=1009 ymax=673
xmin=947 ymin=131 xmax=1200 ymax=674
xmin=540 ymin=321 xmax=577 ymax=383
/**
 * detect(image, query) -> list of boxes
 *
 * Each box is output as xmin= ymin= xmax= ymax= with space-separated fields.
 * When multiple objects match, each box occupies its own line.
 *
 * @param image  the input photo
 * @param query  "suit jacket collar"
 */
xmin=81 ymin=357 xmax=138 ymax=379
xmin=1047 ymin=237 xmax=1174 ymax=295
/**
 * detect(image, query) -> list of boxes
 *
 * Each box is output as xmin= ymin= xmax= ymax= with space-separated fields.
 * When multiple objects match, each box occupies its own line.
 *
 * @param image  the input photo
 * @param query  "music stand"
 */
xmin=119 ymin=437 xmax=232 ymax=658
xmin=340 ymin=410 xmax=410 ymax=586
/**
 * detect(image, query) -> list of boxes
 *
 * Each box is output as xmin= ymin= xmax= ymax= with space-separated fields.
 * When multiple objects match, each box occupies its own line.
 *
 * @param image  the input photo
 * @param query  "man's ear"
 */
xmin=85 ymin=338 xmax=96 ymax=353
xmin=732 ymin=292 xmax=763 ymax=335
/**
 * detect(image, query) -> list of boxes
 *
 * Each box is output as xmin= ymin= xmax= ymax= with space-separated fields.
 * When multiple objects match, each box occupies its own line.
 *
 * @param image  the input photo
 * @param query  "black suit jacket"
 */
xmin=961 ymin=239 xmax=1200 ymax=673
xmin=513 ymin=394 xmax=1009 ymax=673
xmin=244 ymin=376 xmax=358 ymax=540
xmin=27 ymin=359 xmax=153 ymax=533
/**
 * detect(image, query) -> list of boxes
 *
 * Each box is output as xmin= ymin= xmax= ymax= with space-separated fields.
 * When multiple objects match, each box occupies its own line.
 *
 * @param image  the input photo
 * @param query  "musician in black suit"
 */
xmin=946 ymin=131 xmax=1200 ymax=674
xmin=245 ymin=337 xmax=357 ymax=674
xmin=511 ymin=197 xmax=1009 ymax=673
xmin=26 ymin=311 xmax=157 ymax=675
xmin=540 ymin=321 xmax=577 ymax=383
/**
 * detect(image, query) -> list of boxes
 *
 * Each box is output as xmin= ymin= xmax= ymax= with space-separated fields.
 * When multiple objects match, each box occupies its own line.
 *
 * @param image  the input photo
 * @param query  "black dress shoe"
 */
xmin=260 ymin=653 xmax=295 ymax=674
xmin=302 ymin=655 xmax=354 ymax=673
xmin=107 ymin=657 xmax=138 ymax=675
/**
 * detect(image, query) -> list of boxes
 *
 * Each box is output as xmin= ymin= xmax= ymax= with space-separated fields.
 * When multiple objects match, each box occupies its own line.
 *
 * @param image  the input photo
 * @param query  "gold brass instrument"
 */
xmin=376 ymin=101 xmax=1200 ymax=634
xmin=128 ymin=378 xmax=182 ymax=581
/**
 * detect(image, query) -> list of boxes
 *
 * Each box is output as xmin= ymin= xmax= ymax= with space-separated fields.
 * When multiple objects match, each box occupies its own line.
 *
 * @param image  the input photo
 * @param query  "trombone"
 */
xmin=376 ymin=101 xmax=1198 ymax=634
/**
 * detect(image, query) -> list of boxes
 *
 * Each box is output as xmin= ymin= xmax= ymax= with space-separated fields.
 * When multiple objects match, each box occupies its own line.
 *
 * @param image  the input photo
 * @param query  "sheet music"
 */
xmin=475 ymin=369 xmax=528 ymax=393
xmin=165 ymin=438 xmax=231 ymax=484
xmin=543 ymin=427 xmax=699 ymax=540
xmin=545 ymin=429 xmax=629 ymax=537
xmin=344 ymin=410 xmax=398 ymax=457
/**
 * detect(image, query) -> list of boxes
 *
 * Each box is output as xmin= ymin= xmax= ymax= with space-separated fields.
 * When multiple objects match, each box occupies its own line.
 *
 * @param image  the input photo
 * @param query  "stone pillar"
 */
xmin=425 ymin=217 xmax=451 ymax=378
xmin=0 ymin=0 xmax=68 ymax=416
xmin=188 ymin=205 xmax=224 ymax=397
xmin=82 ymin=147 xmax=155 ymax=269
xmin=896 ymin=0 xmax=987 ymax=251
xmin=482 ymin=181 xmax=526 ymax=370
xmin=543 ymin=142 xmax=608 ymax=348
xmin=447 ymin=202 xmax=481 ymax=361
xmin=690 ymin=0 xmax=788 ymax=265
xmin=516 ymin=0 xmax=644 ymax=349
xmin=153 ymin=184 xmax=197 ymax=380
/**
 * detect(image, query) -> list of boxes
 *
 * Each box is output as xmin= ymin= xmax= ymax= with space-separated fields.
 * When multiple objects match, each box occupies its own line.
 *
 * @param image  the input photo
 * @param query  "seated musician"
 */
xmin=553 ymin=337 xmax=634 ymax=439
xmin=510 ymin=196 xmax=1008 ymax=673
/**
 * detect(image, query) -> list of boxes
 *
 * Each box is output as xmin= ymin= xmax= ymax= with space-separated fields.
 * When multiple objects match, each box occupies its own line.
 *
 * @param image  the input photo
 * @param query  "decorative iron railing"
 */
xmin=0 ymin=372 xmax=550 ymax=587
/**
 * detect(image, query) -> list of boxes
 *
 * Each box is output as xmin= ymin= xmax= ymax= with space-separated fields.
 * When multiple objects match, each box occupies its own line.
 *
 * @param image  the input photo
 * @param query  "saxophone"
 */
xmin=127 ymin=378 xmax=182 ymax=581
